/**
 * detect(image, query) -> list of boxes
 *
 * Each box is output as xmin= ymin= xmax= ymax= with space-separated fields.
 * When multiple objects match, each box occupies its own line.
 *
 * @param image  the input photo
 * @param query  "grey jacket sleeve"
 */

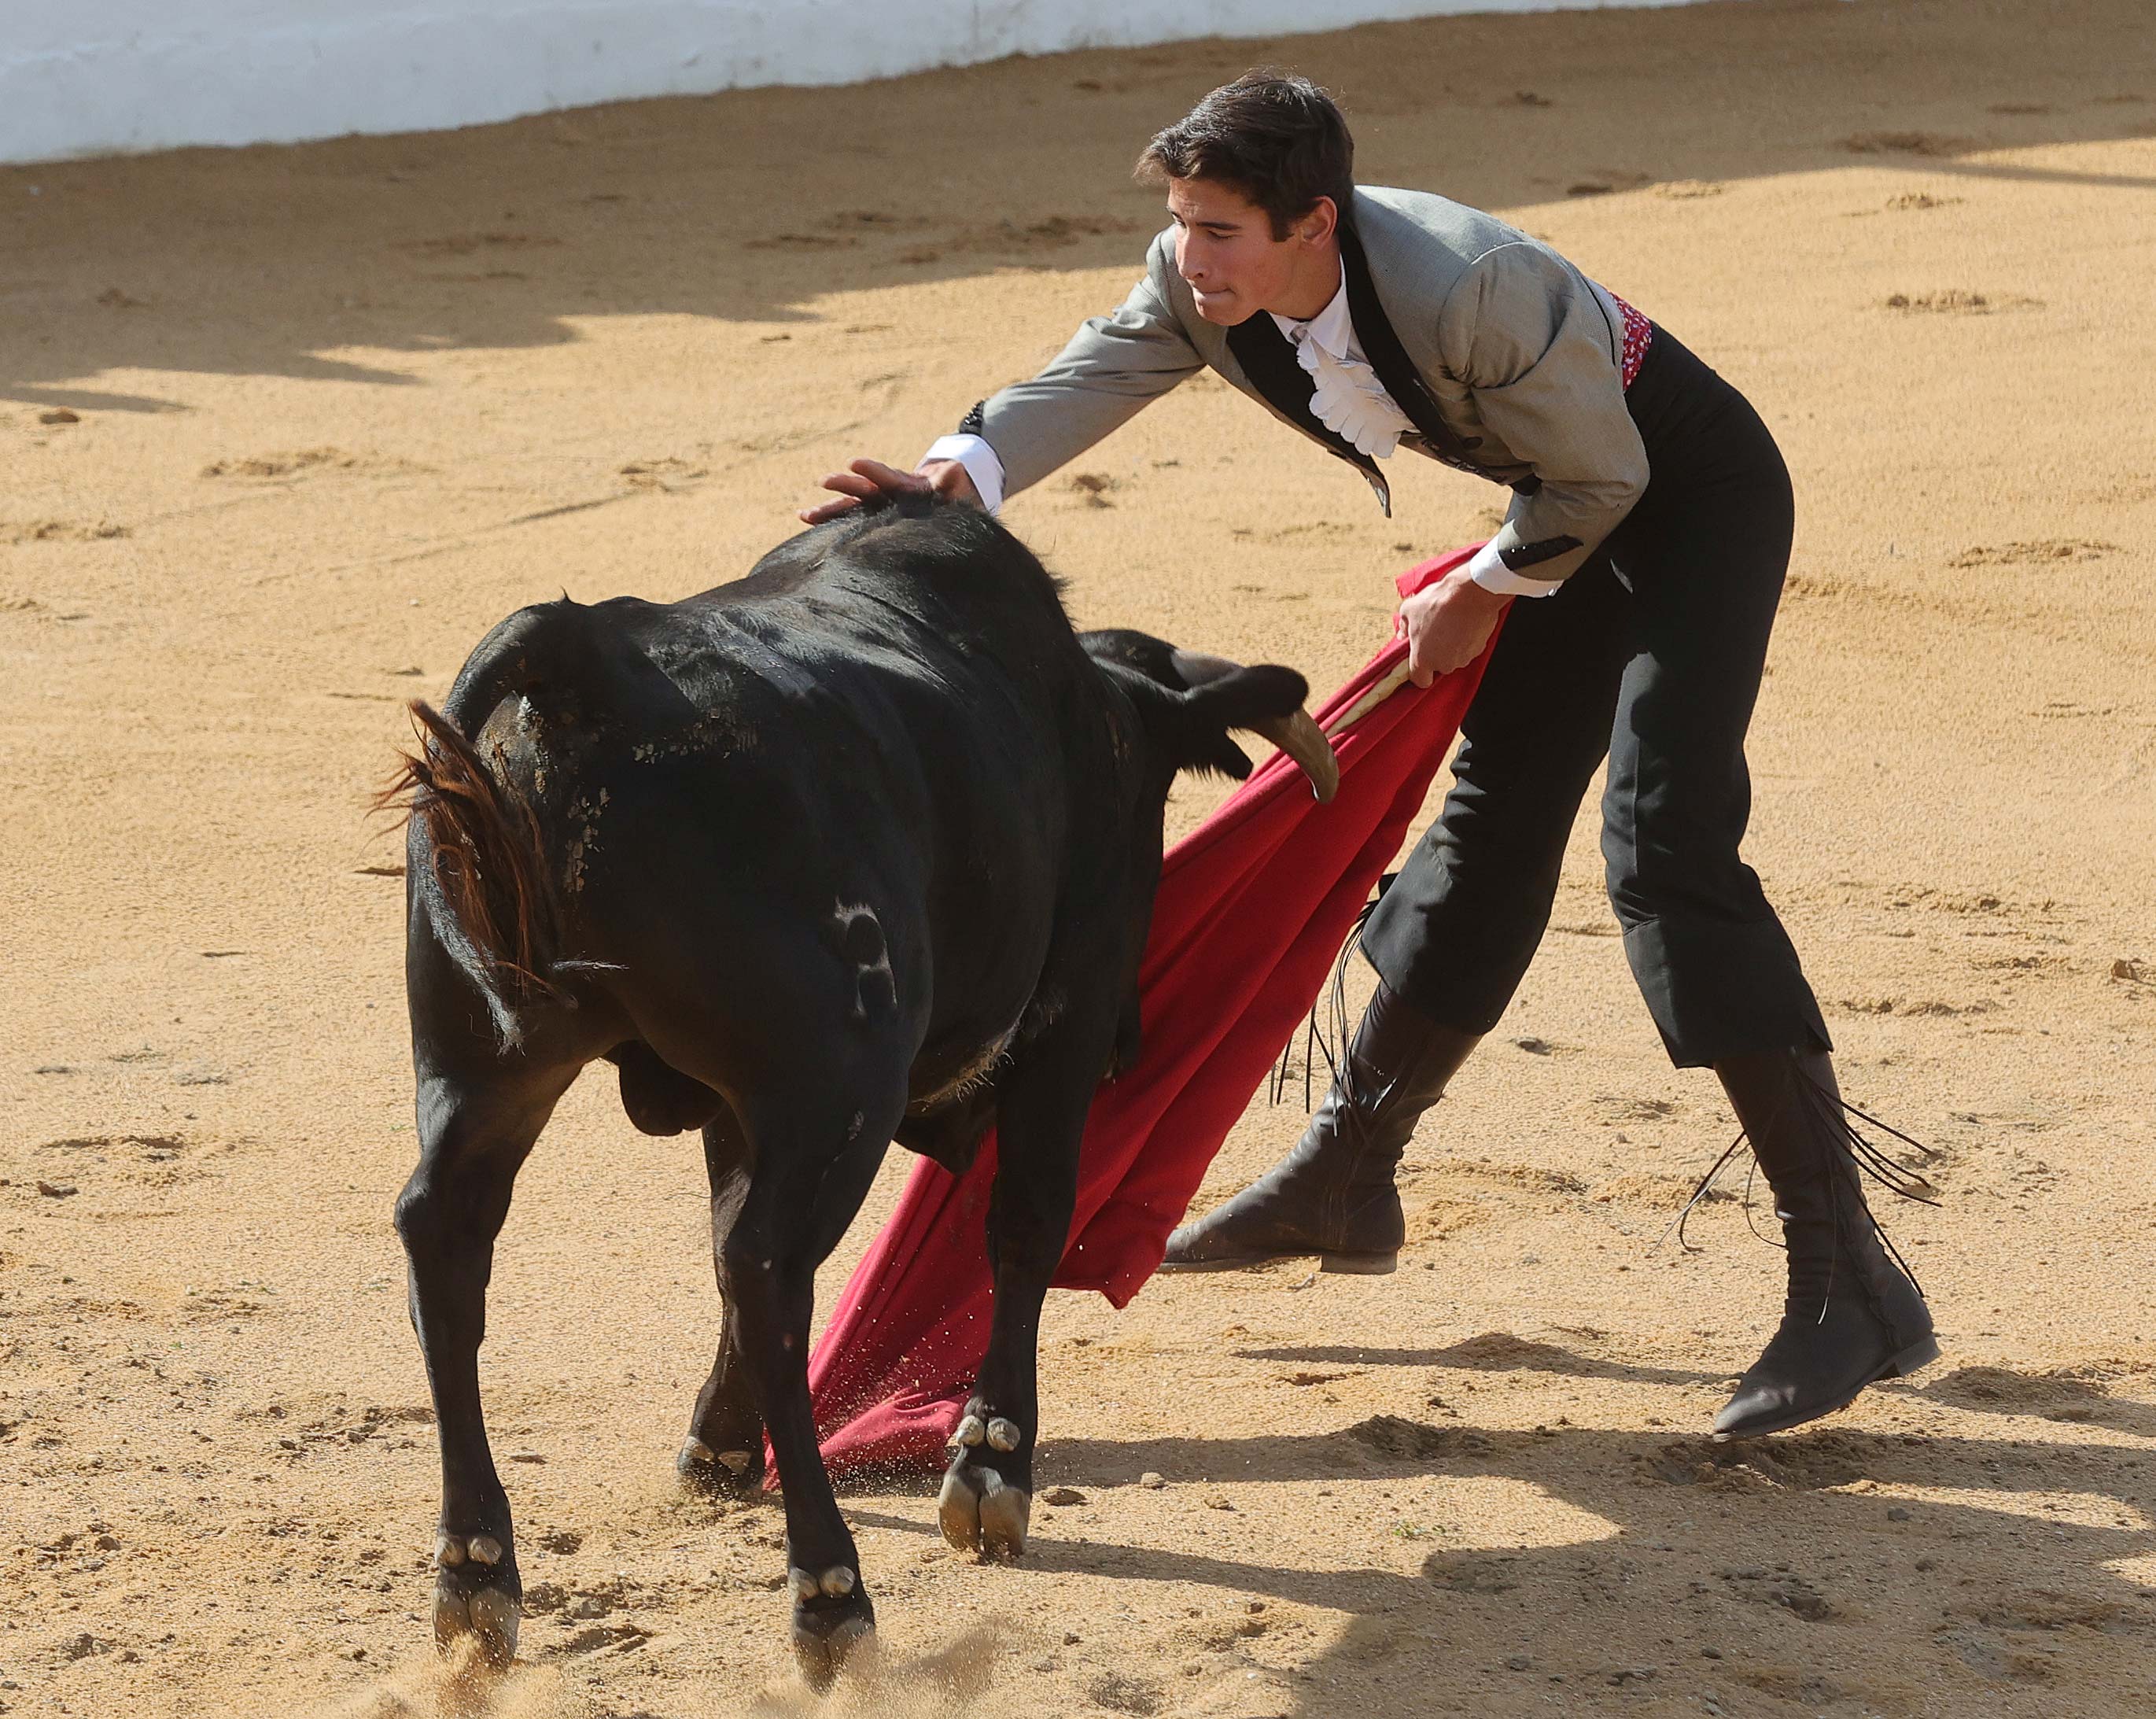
xmin=972 ymin=230 xmax=1205 ymax=502
xmin=1439 ymin=242 xmax=1649 ymax=591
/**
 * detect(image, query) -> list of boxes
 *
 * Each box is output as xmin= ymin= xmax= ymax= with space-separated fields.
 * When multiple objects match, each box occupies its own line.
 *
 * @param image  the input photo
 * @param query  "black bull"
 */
xmin=379 ymin=498 xmax=1337 ymax=1682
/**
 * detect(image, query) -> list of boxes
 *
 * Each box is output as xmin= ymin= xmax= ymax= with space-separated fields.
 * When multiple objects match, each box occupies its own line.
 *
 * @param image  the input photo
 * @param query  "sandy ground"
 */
xmin=5 ymin=0 xmax=2156 ymax=1713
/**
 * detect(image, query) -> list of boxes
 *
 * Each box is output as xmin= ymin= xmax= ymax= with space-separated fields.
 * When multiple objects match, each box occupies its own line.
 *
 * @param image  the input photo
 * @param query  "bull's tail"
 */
xmin=376 ymin=699 xmax=567 ymax=1049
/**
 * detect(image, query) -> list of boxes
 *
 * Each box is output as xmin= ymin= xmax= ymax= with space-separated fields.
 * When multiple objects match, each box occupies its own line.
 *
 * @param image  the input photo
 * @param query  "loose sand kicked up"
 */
xmin=4 ymin=1 xmax=2154 ymax=1714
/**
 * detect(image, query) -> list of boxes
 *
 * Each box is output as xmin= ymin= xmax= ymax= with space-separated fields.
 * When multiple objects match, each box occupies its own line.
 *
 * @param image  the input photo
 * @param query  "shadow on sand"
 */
xmin=831 ymin=1400 xmax=2156 ymax=1715
xmin=2 ymin=0 xmax=2150 ymax=411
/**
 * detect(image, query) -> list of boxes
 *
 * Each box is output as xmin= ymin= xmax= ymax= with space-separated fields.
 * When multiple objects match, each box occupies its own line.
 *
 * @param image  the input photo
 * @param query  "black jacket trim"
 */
xmin=1498 ymin=533 xmax=1583 ymax=573
xmin=1336 ymin=223 xmax=1484 ymax=474
xmin=1222 ymin=312 xmax=1391 ymax=515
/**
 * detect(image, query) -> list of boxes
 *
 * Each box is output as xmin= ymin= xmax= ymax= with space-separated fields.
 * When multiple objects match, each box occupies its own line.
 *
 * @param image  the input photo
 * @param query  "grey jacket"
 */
xmin=965 ymin=185 xmax=1651 ymax=588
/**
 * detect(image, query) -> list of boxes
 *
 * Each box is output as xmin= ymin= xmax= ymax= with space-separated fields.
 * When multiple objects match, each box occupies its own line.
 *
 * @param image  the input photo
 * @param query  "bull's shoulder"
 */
xmin=655 ymin=506 xmax=1095 ymax=731
xmin=738 ymin=502 xmax=1068 ymax=634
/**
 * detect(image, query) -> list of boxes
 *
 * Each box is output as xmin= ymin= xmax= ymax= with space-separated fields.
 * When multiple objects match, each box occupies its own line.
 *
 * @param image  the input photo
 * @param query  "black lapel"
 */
xmin=1337 ymin=222 xmax=1480 ymax=466
xmin=1222 ymin=309 xmax=1390 ymax=514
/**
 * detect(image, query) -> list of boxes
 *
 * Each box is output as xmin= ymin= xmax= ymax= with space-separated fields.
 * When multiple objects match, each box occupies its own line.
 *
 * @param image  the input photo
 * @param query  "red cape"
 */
xmin=801 ymin=549 xmax=1496 ymax=1477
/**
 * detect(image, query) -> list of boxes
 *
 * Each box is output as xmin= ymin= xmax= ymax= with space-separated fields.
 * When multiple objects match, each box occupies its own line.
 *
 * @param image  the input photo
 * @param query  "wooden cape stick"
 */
xmin=1324 ymin=662 xmax=1413 ymax=736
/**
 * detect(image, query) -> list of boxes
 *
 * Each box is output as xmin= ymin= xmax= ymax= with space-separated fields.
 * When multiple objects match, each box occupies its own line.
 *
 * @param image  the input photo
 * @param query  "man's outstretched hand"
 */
xmin=799 ymin=457 xmax=982 ymax=525
xmin=1396 ymin=570 xmax=1510 ymax=686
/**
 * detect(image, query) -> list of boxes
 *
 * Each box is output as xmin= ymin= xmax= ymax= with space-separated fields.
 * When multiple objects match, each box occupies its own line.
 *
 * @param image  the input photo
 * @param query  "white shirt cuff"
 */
xmin=923 ymin=433 xmax=1006 ymax=515
xmin=1464 ymin=538 xmax=1566 ymax=598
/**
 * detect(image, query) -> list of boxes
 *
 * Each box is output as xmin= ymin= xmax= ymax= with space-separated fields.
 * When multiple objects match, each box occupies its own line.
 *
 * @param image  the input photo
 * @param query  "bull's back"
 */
xmin=461 ymin=508 xmax=1107 ymax=1080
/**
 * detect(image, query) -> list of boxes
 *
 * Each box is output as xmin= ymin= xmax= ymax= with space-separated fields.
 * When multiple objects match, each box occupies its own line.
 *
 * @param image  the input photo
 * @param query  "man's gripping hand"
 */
xmin=1396 ymin=569 xmax=1510 ymax=686
xmin=798 ymin=457 xmax=982 ymax=525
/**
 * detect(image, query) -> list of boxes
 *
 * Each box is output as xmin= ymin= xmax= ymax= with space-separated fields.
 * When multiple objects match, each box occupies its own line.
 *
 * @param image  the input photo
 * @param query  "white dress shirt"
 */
xmin=923 ymin=430 xmax=1010 ymax=515
xmin=1267 ymin=272 xmax=1416 ymax=459
xmin=923 ymin=262 xmax=1561 ymax=598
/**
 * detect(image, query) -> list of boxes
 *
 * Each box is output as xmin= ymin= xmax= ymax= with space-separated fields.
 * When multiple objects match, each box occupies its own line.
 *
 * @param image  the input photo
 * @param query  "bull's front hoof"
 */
xmin=937 ymin=1457 xmax=1031 ymax=1557
xmin=432 ymin=1537 xmax=521 ymax=1668
xmin=790 ymin=1588 xmax=875 ymax=1691
xmin=677 ymin=1435 xmax=762 ymax=1497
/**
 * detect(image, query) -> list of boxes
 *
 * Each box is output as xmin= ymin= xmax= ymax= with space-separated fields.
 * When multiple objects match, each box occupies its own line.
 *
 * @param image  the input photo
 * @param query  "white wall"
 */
xmin=2 ymin=0 xmax=1708 ymax=166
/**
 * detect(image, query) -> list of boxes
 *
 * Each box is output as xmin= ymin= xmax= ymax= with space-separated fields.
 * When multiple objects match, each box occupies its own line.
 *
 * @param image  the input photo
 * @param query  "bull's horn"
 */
xmin=1248 ymin=708 xmax=1340 ymax=805
xmin=1172 ymin=648 xmax=1338 ymax=803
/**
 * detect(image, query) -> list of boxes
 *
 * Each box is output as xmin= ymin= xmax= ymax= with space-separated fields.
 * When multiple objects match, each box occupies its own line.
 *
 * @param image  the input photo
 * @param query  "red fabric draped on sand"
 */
xmin=799 ymin=548 xmax=1498 ymax=1478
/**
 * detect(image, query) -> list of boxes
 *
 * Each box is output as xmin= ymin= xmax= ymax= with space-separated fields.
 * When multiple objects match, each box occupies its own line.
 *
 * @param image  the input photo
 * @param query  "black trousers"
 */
xmin=1360 ymin=328 xmax=1832 ymax=1068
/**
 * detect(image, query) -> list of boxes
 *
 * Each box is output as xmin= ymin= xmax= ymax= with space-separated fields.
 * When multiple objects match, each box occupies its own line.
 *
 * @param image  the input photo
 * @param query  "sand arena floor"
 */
xmin=3 ymin=0 xmax=2155 ymax=1713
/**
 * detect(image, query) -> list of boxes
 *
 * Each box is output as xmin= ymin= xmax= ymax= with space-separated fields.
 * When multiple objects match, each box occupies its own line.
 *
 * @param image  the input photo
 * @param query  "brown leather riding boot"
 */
xmin=1712 ymin=1048 xmax=1940 ymax=1438
xmin=1159 ymin=981 xmax=1479 ymax=1275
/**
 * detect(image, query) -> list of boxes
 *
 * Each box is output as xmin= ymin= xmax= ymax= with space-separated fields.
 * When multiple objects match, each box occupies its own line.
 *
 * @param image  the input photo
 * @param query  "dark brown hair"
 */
xmin=1136 ymin=72 xmax=1355 ymax=239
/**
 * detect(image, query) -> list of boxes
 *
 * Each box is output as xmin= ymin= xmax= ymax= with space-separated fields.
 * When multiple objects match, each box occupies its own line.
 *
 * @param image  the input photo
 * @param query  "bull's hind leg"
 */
xmin=395 ymin=1068 xmax=569 ymax=1667
xmin=680 ymin=1100 xmax=766 ymax=1493
xmin=938 ymin=1006 xmax=1109 ymax=1559
xmin=725 ymin=1093 xmax=901 ymax=1688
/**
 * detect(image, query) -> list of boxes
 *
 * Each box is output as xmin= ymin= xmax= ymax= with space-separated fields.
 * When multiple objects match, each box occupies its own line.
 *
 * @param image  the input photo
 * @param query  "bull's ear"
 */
xmin=1181 ymin=665 xmax=1340 ymax=803
xmin=1181 ymin=662 xmax=1306 ymax=727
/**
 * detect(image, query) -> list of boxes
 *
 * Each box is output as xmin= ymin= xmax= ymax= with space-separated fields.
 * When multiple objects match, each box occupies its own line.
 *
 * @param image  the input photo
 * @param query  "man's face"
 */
xmin=1166 ymin=178 xmax=1329 ymax=325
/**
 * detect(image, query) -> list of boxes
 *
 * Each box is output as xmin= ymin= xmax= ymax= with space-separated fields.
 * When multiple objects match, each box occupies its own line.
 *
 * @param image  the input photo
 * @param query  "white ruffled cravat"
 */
xmin=1298 ymin=338 xmax=1410 ymax=458
xmin=1270 ymin=268 xmax=1417 ymax=459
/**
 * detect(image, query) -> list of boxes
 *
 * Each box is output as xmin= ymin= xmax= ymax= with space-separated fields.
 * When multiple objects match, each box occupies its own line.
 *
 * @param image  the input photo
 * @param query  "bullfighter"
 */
xmin=802 ymin=72 xmax=1938 ymax=1439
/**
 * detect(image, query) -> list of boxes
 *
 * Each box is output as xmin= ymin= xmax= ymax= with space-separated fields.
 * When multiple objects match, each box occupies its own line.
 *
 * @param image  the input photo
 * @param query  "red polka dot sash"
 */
xmin=1612 ymin=291 xmax=1653 ymax=389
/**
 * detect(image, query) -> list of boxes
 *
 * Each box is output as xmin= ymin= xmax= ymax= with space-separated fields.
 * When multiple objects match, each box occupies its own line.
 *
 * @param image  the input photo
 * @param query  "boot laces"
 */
xmin=1270 ymin=878 xmax=1391 ymax=1117
xmin=1657 ymin=1065 xmax=1942 ymax=1318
